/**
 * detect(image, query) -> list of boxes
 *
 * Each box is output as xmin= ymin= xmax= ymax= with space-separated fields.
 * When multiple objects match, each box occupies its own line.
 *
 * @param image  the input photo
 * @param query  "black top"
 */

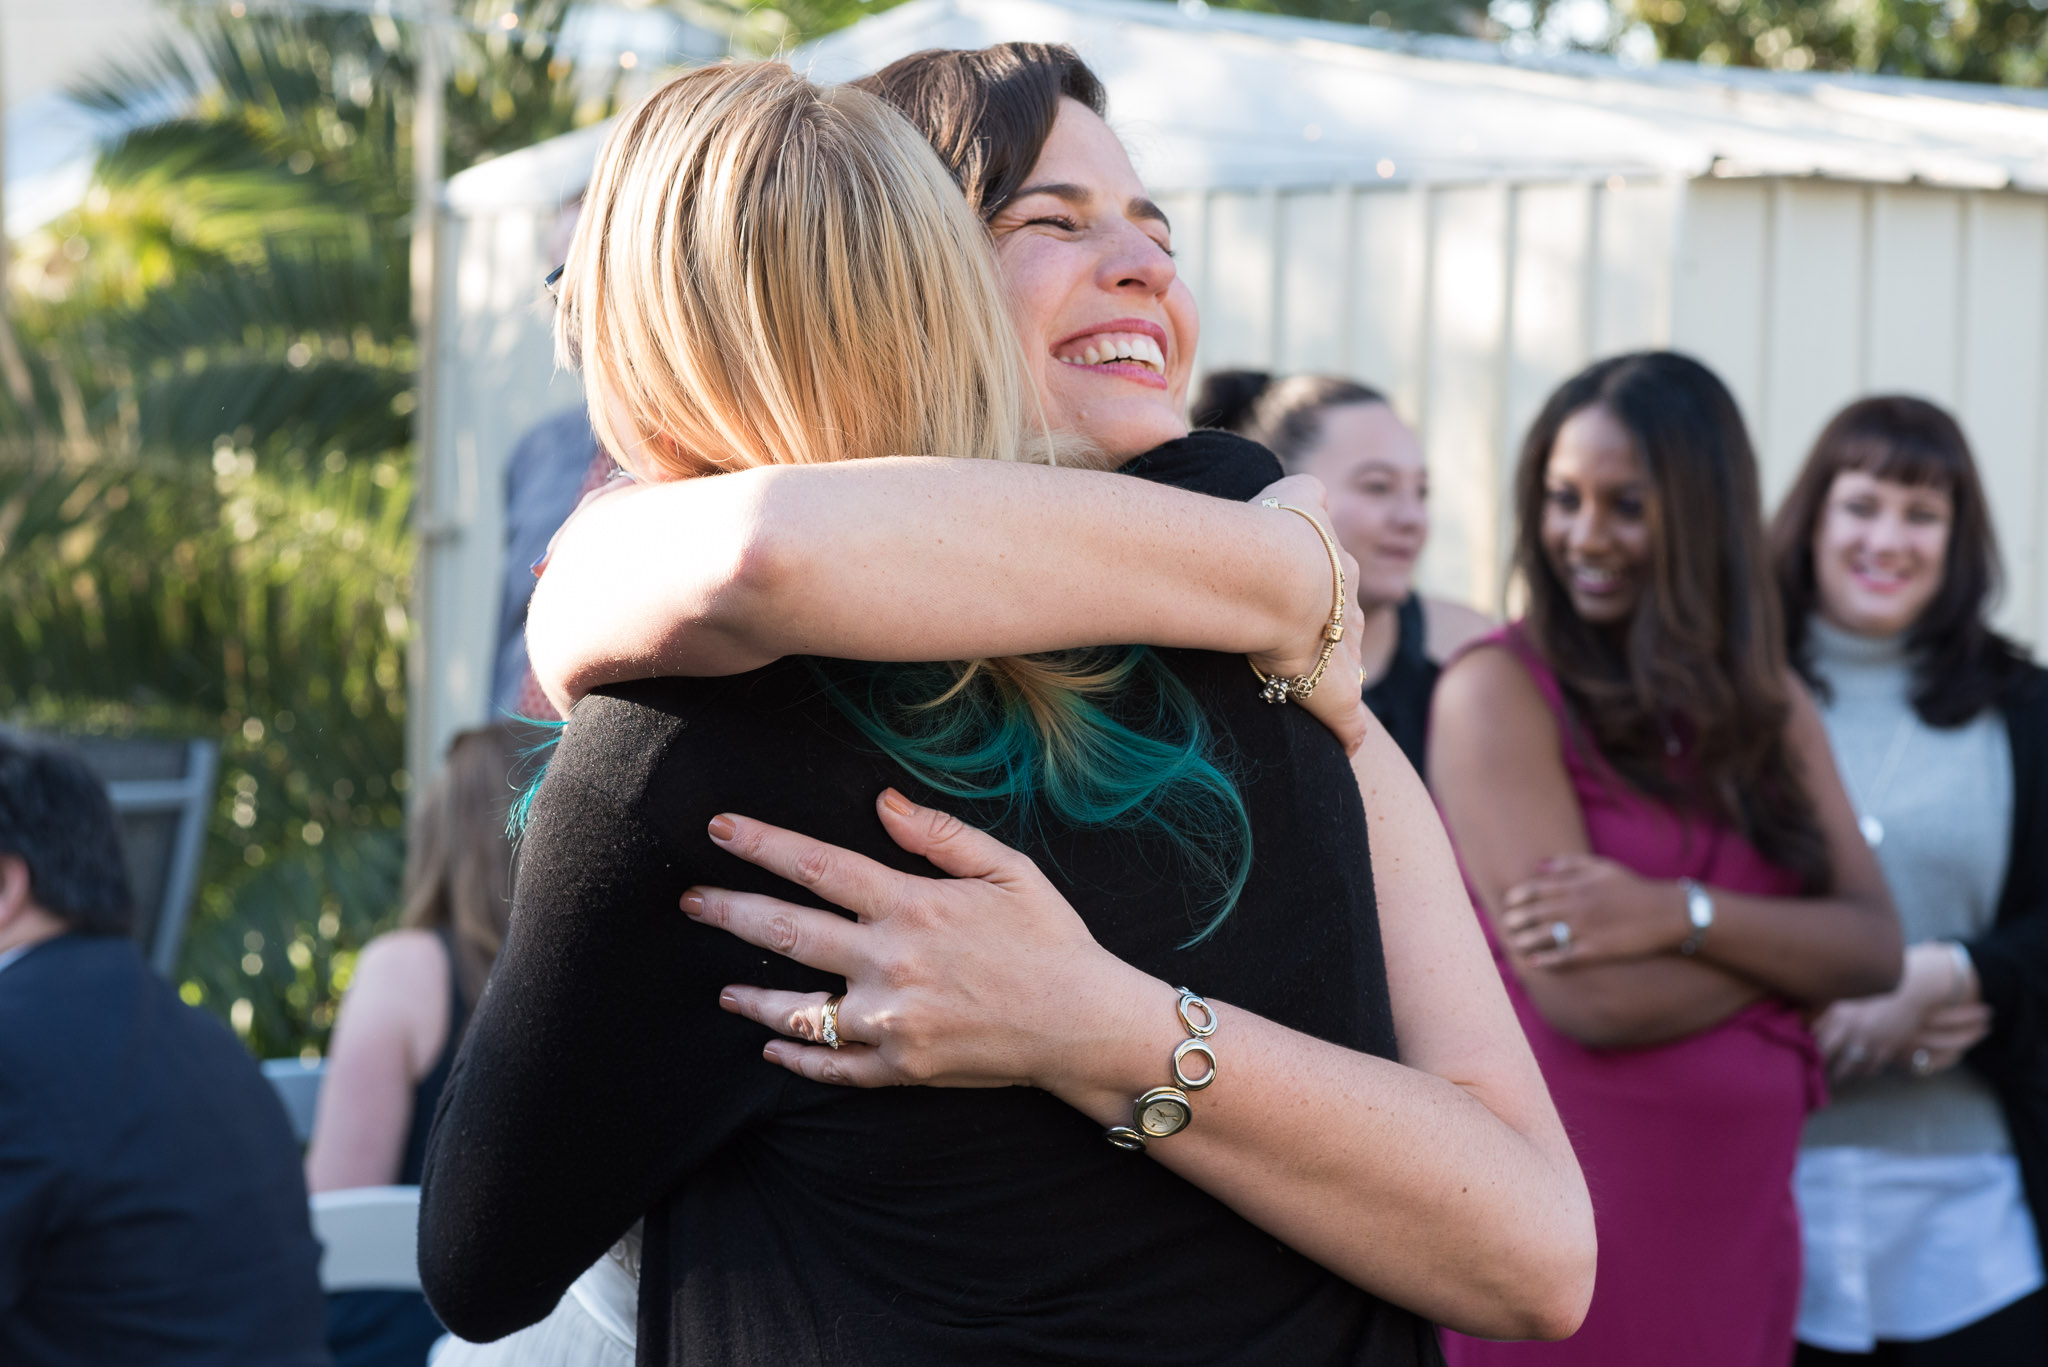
xmin=1966 ymin=661 xmax=2048 ymax=1263
xmin=0 ymin=935 xmax=329 ymax=1367
xmin=419 ymin=431 xmax=1442 ymax=1367
xmin=400 ymin=927 xmax=470 ymax=1186
xmin=1361 ymin=593 xmax=1437 ymax=775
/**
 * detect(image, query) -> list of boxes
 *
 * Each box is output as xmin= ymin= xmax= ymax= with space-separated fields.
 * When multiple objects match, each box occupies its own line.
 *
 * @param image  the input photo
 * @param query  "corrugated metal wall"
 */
xmin=1163 ymin=177 xmax=2048 ymax=650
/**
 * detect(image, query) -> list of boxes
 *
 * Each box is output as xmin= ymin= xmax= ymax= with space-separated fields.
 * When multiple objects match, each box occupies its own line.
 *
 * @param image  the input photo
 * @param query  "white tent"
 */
xmin=414 ymin=0 xmax=2048 ymax=774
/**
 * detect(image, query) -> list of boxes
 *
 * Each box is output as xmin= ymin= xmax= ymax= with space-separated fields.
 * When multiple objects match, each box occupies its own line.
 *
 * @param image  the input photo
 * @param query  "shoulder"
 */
xmin=1120 ymin=430 xmax=1282 ymax=500
xmin=349 ymin=930 xmax=449 ymax=1009
xmin=1435 ymin=638 xmax=1556 ymax=738
xmin=1419 ymin=596 xmax=1496 ymax=663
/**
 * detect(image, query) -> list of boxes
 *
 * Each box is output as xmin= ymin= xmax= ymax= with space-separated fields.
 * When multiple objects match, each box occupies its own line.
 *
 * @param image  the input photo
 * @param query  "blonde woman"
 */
xmin=418 ymin=60 xmax=1591 ymax=1366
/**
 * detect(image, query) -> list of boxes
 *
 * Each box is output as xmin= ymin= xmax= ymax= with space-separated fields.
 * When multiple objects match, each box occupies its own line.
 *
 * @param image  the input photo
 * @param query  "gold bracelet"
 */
xmin=1105 ymin=987 xmax=1219 ymax=1152
xmin=1248 ymin=500 xmax=1347 ymax=705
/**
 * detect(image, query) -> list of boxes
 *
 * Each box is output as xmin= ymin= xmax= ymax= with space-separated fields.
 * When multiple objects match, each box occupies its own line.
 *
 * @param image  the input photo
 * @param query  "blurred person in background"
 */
xmin=0 ymin=731 xmax=327 ymax=1366
xmin=1771 ymin=396 xmax=2047 ymax=1362
xmin=1430 ymin=352 xmax=1903 ymax=1366
xmin=307 ymin=724 xmax=524 ymax=1367
xmin=1191 ymin=370 xmax=1490 ymax=772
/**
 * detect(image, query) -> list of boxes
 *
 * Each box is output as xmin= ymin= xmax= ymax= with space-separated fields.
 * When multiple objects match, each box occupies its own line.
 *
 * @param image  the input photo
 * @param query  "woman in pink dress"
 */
xmin=1432 ymin=353 xmax=1902 ymax=1366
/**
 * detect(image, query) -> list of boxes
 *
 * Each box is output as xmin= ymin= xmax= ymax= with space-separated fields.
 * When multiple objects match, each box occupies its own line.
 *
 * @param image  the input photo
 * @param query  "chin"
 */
xmin=1568 ymin=594 xmax=1637 ymax=627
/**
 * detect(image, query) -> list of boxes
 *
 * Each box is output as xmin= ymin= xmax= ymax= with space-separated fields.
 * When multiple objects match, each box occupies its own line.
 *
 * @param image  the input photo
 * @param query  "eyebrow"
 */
xmin=1011 ymin=181 xmax=1172 ymax=231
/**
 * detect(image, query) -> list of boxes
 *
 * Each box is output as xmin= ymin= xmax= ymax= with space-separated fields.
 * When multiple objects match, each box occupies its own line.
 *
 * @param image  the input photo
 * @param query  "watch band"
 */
xmin=1677 ymin=878 xmax=1714 ymax=957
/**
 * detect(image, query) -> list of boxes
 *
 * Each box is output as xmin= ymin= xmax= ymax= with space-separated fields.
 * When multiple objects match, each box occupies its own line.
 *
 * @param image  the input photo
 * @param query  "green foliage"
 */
xmin=1627 ymin=0 xmax=2048 ymax=82
xmin=0 ymin=1 xmax=610 ymax=1059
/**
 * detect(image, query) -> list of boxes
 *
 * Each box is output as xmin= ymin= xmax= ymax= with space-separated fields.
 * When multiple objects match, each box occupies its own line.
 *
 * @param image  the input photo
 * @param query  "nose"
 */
xmin=1865 ymin=509 xmax=1912 ymax=559
xmin=1569 ymin=503 xmax=1612 ymax=558
xmin=1094 ymin=219 xmax=1177 ymax=297
xmin=1389 ymin=490 xmax=1427 ymax=534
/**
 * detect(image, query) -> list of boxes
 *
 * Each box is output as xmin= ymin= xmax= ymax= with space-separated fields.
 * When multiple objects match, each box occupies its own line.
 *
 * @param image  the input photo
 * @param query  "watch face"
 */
xmin=1137 ymin=1093 xmax=1191 ymax=1138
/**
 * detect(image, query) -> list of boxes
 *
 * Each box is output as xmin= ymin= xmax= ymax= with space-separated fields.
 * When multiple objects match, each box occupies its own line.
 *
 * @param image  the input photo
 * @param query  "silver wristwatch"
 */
xmin=1677 ymin=878 xmax=1714 ymax=957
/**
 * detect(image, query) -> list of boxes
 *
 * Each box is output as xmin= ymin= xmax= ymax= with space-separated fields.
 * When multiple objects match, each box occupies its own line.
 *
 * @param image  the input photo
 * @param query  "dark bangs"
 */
xmin=1769 ymin=395 xmax=2027 ymax=727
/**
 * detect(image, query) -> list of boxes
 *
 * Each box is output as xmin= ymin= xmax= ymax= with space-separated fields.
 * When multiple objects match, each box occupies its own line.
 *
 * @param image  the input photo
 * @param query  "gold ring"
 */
xmin=820 ymin=994 xmax=844 ymax=1050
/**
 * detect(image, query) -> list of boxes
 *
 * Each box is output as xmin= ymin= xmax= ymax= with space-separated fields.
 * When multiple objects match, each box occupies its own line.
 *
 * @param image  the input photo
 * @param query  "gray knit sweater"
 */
xmin=1801 ymin=617 xmax=2015 ymax=1155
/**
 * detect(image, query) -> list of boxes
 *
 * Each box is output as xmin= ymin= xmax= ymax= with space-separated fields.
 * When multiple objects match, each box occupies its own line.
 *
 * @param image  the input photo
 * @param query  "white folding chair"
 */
xmin=311 ymin=1185 xmax=422 ymax=1293
xmin=263 ymin=1058 xmax=326 ymax=1144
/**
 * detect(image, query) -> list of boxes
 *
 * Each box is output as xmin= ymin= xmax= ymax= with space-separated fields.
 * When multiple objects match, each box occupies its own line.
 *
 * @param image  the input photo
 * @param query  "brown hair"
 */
xmin=1770 ymin=395 xmax=2027 ymax=727
xmin=1514 ymin=352 xmax=1829 ymax=888
xmin=1188 ymin=370 xmax=1390 ymax=468
xmin=399 ymin=724 xmax=525 ymax=1007
xmin=851 ymin=43 xmax=1106 ymax=223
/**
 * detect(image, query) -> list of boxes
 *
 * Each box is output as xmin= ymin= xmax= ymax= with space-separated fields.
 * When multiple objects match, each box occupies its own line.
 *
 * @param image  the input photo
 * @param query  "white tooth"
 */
xmin=1136 ymin=337 xmax=1164 ymax=367
xmin=1083 ymin=345 xmax=1103 ymax=365
xmin=1111 ymin=339 xmax=1136 ymax=360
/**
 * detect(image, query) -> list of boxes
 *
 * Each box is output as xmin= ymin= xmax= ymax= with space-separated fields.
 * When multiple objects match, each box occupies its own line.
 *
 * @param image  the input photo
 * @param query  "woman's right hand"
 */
xmin=1244 ymin=475 xmax=1370 ymax=756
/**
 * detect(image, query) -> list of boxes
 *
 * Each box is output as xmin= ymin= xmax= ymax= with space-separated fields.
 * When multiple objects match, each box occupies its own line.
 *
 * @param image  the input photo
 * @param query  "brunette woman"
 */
xmin=1429 ymin=352 xmax=1901 ymax=1366
xmin=1192 ymin=370 xmax=1490 ymax=771
xmin=308 ymin=724 xmax=522 ymax=1367
xmin=1772 ymin=396 xmax=2047 ymax=1362
xmin=420 ymin=57 xmax=1592 ymax=1367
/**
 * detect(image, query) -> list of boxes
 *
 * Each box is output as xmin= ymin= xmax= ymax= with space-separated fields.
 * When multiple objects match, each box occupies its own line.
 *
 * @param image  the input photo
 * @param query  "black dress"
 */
xmin=1362 ymin=593 xmax=1438 ymax=775
xmin=418 ymin=432 xmax=1444 ymax=1367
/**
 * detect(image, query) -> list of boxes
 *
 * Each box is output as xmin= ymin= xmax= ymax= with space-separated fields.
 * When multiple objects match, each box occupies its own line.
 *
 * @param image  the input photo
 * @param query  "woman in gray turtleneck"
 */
xmin=1772 ymin=396 xmax=2048 ymax=1364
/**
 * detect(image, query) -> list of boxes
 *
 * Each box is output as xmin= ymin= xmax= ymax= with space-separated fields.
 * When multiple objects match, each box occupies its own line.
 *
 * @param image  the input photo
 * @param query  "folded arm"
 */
xmin=1430 ymin=646 xmax=1899 ymax=1050
xmin=527 ymin=458 xmax=1345 ymax=712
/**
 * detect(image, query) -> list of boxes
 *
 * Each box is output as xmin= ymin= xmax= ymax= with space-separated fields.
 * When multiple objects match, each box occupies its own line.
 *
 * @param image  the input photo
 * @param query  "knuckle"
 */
xmin=817 ymin=1057 xmax=853 ymax=1087
xmin=766 ymin=913 xmax=802 ymax=955
xmin=792 ymin=844 xmax=834 ymax=888
xmin=924 ymin=808 xmax=965 ymax=842
xmin=787 ymin=1008 xmax=816 ymax=1040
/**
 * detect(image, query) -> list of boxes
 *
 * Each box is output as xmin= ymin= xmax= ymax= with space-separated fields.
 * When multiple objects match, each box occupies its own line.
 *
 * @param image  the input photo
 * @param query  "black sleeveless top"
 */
xmin=1362 ymin=593 xmax=1438 ymax=775
xmin=419 ymin=432 xmax=1444 ymax=1366
xmin=399 ymin=927 xmax=469 ymax=1185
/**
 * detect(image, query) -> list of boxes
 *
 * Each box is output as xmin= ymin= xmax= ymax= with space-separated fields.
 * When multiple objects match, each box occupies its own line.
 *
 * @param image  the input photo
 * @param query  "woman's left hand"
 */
xmin=681 ymin=790 xmax=1143 ymax=1090
xmin=1501 ymin=854 xmax=1685 ymax=970
xmin=1813 ymin=941 xmax=1987 ymax=1080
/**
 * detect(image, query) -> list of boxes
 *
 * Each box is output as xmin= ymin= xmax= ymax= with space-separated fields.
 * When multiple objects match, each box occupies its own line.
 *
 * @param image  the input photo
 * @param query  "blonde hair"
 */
xmin=558 ymin=61 xmax=1037 ymax=478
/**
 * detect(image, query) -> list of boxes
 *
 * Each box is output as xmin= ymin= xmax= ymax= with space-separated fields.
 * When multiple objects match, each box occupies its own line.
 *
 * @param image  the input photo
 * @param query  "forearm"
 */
xmin=1052 ymin=971 xmax=1589 ymax=1341
xmin=1521 ymin=956 xmax=1763 ymax=1049
xmin=1686 ymin=887 xmax=1900 ymax=1005
xmin=528 ymin=458 xmax=1328 ymax=708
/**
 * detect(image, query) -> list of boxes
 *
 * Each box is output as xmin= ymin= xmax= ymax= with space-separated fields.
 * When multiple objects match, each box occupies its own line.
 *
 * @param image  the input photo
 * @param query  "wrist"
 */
xmin=1037 ymin=963 xmax=1184 ymax=1125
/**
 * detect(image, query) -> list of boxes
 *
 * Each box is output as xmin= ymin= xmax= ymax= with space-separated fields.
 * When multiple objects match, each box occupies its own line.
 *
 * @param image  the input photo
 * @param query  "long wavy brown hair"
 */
xmin=1513 ymin=352 xmax=1830 ymax=889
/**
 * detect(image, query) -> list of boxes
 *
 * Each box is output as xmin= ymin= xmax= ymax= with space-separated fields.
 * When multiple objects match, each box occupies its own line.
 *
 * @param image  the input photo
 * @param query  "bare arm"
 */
xmin=527 ymin=459 xmax=1343 ymax=713
xmin=1431 ymin=645 xmax=1769 ymax=1049
xmin=696 ymin=747 xmax=1596 ymax=1341
xmin=304 ymin=930 xmax=450 ymax=1192
xmin=1432 ymin=648 xmax=1901 ymax=1049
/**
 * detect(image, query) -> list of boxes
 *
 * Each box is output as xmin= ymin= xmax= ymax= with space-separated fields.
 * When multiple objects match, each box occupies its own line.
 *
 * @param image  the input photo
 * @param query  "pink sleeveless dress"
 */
xmin=1440 ymin=627 xmax=1824 ymax=1367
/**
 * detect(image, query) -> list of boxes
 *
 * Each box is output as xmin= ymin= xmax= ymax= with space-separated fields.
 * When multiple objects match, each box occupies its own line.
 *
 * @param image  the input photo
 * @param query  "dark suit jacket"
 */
xmin=0 ymin=934 xmax=329 ymax=1365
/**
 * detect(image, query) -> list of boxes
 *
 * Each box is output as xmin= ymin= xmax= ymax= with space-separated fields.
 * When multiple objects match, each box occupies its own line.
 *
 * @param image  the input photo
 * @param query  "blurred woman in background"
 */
xmin=306 ymin=723 xmax=523 ymax=1367
xmin=1192 ymin=370 xmax=1489 ymax=771
xmin=1429 ymin=351 xmax=1901 ymax=1366
xmin=1771 ymin=396 xmax=2047 ymax=1363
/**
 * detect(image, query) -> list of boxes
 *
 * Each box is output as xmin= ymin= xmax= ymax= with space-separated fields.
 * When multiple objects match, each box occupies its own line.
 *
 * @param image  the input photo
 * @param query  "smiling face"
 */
xmin=986 ymin=98 xmax=1197 ymax=460
xmin=1294 ymin=401 xmax=1428 ymax=610
xmin=1540 ymin=405 xmax=1654 ymax=627
xmin=1811 ymin=468 xmax=1953 ymax=637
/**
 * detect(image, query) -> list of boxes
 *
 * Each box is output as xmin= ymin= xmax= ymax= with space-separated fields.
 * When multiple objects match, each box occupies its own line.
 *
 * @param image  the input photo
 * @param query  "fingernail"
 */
xmin=718 ymin=989 xmax=738 ymax=1009
xmin=681 ymin=891 xmax=705 ymax=916
xmin=880 ymin=788 xmax=914 ymax=817
xmin=762 ymin=1043 xmax=781 ymax=1062
xmin=708 ymin=814 xmax=737 ymax=842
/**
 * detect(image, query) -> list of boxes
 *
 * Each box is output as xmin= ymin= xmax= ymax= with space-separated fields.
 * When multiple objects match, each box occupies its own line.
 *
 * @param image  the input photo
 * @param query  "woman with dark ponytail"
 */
xmin=1191 ymin=369 xmax=1491 ymax=772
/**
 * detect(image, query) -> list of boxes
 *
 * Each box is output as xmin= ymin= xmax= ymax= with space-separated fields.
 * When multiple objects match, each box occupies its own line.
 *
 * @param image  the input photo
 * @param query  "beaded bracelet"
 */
xmin=1248 ymin=500 xmax=1347 ymax=705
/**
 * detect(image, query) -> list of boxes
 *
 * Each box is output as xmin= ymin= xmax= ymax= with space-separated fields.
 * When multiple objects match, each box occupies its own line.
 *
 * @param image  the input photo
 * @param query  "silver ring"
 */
xmin=1173 ymin=1038 xmax=1218 ymax=1091
xmin=820 ymin=994 xmax=844 ymax=1050
xmin=1911 ymin=1048 xmax=1933 ymax=1077
xmin=1549 ymin=921 xmax=1572 ymax=952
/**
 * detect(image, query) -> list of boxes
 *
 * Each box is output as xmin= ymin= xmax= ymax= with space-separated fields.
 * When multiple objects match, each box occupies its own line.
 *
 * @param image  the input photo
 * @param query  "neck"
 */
xmin=1358 ymin=596 xmax=1403 ymax=682
xmin=0 ymin=906 xmax=67 ymax=960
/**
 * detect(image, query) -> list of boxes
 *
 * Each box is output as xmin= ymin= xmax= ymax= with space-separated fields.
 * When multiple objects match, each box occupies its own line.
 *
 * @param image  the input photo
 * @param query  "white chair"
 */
xmin=311 ymin=1185 xmax=422 ymax=1293
xmin=264 ymin=1058 xmax=326 ymax=1144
